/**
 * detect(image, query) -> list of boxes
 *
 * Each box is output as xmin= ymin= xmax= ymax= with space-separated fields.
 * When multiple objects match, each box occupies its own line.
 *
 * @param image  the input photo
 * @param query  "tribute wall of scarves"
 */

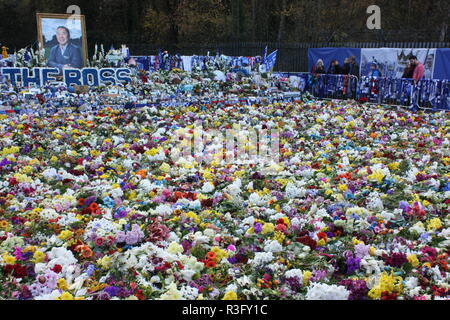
xmin=293 ymin=73 xmax=449 ymax=111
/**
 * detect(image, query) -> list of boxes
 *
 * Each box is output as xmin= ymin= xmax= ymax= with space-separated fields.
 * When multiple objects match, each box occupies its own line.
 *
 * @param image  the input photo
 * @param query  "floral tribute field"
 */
xmin=0 ymin=101 xmax=449 ymax=300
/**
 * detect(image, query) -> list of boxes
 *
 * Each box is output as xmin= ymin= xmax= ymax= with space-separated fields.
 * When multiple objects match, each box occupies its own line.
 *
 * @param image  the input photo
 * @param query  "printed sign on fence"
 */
xmin=360 ymin=48 xmax=436 ymax=79
xmin=0 ymin=67 xmax=132 ymax=87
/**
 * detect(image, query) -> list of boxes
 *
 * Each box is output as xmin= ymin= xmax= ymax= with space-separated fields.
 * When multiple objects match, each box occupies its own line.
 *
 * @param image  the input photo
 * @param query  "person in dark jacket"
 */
xmin=402 ymin=62 xmax=415 ymax=79
xmin=343 ymin=56 xmax=360 ymax=77
xmin=327 ymin=60 xmax=343 ymax=74
xmin=312 ymin=59 xmax=326 ymax=74
xmin=48 ymin=26 xmax=83 ymax=71
xmin=348 ymin=56 xmax=360 ymax=77
xmin=342 ymin=57 xmax=350 ymax=74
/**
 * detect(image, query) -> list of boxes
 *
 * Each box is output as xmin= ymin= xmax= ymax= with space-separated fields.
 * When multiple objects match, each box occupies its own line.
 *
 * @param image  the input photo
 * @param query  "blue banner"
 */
xmin=434 ymin=48 xmax=450 ymax=80
xmin=133 ymin=56 xmax=151 ymax=72
xmin=308 ymin=48 xmax=361 ymax=74
xmin=309 ymin=47 xmax=450 ymax=80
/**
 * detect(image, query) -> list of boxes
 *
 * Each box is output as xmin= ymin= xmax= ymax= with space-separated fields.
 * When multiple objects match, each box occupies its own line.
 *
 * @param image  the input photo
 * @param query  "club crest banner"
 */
xmin=360 ymin=48 xmax=436 ymax=79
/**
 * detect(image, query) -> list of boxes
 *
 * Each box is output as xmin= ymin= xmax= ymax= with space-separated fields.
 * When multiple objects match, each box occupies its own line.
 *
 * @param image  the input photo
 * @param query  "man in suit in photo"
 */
xmin=48 ymin=26 xmax=83 ymax=71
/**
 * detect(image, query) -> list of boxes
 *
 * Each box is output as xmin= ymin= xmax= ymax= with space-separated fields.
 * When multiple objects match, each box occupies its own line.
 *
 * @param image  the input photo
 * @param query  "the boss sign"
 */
xmin=0 ymin=67 xmax=132 ymax=87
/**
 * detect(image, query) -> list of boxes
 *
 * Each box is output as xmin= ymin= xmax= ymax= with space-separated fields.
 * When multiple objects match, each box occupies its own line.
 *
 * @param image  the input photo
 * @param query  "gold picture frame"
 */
xmin=36 ymin=12 xmax=88 ymax=68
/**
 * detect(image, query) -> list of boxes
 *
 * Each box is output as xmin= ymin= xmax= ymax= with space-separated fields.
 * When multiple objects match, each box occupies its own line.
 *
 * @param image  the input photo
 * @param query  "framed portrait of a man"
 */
xmin=36 ymin=13 xmax=88 ymax=71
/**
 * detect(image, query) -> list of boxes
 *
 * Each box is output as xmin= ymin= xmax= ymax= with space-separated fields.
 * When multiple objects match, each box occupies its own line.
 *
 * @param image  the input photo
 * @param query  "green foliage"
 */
xmin=190 ymin=244 xmax=208 ymax=260
xmin=399 ymin=159 xmax=411 ymax=175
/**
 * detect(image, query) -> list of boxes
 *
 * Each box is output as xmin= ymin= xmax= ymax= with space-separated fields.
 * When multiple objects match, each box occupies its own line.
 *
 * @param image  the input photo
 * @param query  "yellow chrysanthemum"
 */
xmin=222 ymin=291 xmax=238 ymax=300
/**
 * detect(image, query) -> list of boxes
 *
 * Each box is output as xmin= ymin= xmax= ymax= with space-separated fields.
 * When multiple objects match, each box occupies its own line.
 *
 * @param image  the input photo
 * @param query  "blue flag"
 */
xmin=24 ymin=49 xmax=32 ymax=62
xmin=122 ymin=47 xmax=130 ymax=60
xmin=265 ymin=50 xmax=278 ymax=71
xmin=263 ymin=46 xmax=268 ymax=63
xmin=156 ymin=48 xmax=162 ymax=70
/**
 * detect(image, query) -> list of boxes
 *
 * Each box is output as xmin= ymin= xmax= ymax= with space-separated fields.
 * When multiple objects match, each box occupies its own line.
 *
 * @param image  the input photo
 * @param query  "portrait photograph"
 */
xmin=36 ymin=13 xmax=88 ymax=71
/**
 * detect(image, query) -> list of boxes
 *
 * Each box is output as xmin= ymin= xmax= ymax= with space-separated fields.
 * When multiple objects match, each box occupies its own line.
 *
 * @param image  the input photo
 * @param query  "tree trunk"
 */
xmin=408 ymin=0 xmax=412 ymax=27
xmin=277 ymin=0 xmax=286 ymax=42
xmin=252 ymin=0 xmax=256 ymax=41
xmin=231 ymin=0 xmax=240 ymax=41
xmin=439 ymin=9 xmax=449 ymax=41
xmin=440 ymin=21 xmax=448 ymax=42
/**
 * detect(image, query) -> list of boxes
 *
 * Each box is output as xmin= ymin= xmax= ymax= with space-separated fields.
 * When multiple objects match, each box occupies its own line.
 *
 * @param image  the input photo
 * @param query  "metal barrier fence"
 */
xmin=356 ymin=77 xmax=450 ymax=110
xmin=127 ymin=41 xmax=450 ymax=72
xmin=274 ymin=73 xmax=450 ymax=111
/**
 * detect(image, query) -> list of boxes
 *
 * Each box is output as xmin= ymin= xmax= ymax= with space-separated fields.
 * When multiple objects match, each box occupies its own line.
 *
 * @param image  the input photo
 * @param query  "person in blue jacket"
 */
xmin=48 ymin=26 xmax=83 ymax=71
xmin=369 ymin=63 xmax=382 ymax=77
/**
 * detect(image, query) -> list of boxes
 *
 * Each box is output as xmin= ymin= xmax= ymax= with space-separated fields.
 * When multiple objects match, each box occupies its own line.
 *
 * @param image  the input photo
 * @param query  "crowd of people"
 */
xmin=312 ymin=56 xmax=360 ymax=77
xmin=312 ymin=55 xmax=426 ymax=84
xmin=402 ymin=56 xmax=426 ymax=83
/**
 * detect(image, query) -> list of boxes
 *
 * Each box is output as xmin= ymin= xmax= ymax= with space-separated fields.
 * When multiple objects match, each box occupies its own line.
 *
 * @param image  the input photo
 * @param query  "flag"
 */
xmin=122 ymin=46 xmax=130 ymax=59
xmin=263 ymin=46 xmax=268 ymax=64
xmin=155 ymin=49 xmax=162 ymax=71
xmin=265 ymin=50 xmax=278 ymax=72
xmin=24 ymin=49 xmax=32 ymax=62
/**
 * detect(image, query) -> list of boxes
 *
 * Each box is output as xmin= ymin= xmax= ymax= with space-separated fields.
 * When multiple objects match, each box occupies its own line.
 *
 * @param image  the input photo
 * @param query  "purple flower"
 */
xmin=339 ymin=279 xmax=368 ymax=300
xmin=354 ymin=243 xmax=370 ymax=259
xmin=86 ymin=264 xmax=95 ymax=276
xmin=116 ymin=231 xmax=126 ymax=243
xmin=254 ymin=223 xmax=263 ymax=234
xmin=0 ymin=158 xmax=11 ymax=167
xmin=310 ymin=270 xmax=327 ymax=282
xmin=399 ymin=201 xmax=411 ymax=213
xmin=113 ymin=208 xmax=127 ymax=219
xmin=227 ymin=256 xmax=238 ymax=264
xmin=43 ymin=270 xmax=59 ymax=289
xmin=84 ymin=196 xmax=97 ymax=207
xmin=13 ymin=247 xmax=26 ymax=261
xmin=346 ymin=255 xmax=361 ymax=274
xmin=104 ymin=286 xmax=120 ymax=297
xmin=285 ymin=277 xmax=302 ymax=292
xmin=125 ymin=232 xmax=139 ymax=245
xmin=181 ymin=240 xmax=192 ymax=253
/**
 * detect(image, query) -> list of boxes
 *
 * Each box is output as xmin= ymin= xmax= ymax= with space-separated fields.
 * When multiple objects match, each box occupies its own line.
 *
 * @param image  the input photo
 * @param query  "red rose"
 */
xmin=13 ymin=264 xmax=28 ymax=278
xmin=176 ymin=261 xmax=184 ymax=270
xmin=317 ymin=232 xmax=328 ymax=241
xmin=81 ymin=207 xmax=91 ymax=215
xmin=52 ymin=264 xmax=62 ymax=273
xmin=276 ymin=224 xmax=287 ymax=232
xmin=8 ymin=177 xmax=18 ymax=186
xmin=201 ymin=198 xmax=214 ymax=208
xmin=3 ymin=264 xmax=14 ymax=274
xmin=135 ymin=289 xmax=145 ymax=300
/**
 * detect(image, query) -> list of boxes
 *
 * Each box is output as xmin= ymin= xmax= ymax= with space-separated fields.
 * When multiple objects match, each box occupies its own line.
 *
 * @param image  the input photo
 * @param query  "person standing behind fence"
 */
xmin=343 ymin=58 xmax=351 ymax=74
xmin=312 ymin=59 xmax=326 ymax=74
xmin=369 ymin=63 xmax=382 ymax=77
xmin=409 ymin=55 xmax=425 ymax=84
xmin=346 ymin=56 xmax=359 ymax=77
xmin=402 ymin=61 xmax=415 ymax=79
xmin=327 ymin=60 xmax=343 ymax=74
